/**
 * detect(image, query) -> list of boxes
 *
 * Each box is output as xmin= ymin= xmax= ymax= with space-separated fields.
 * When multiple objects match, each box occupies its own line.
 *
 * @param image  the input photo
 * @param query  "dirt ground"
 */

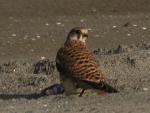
xmin=0 ymin=0 xmax=150 ymax=113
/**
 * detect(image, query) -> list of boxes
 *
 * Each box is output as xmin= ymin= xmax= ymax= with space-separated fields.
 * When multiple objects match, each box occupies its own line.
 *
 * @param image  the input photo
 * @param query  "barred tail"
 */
xmin=78 ymin=80 xmax=118 ymax=93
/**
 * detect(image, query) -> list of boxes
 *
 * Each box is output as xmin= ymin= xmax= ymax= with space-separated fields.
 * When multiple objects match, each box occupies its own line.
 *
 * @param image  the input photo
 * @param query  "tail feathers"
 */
xmin=78 ymin=80 xmax=118 ymax=93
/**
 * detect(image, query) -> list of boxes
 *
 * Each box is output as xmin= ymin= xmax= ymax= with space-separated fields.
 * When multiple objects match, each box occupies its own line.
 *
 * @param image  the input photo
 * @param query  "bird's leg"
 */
xmin=61 ymin=78 xmax=77 ymax=96
xmin=78 ymin=89 xmax=85 ymax=97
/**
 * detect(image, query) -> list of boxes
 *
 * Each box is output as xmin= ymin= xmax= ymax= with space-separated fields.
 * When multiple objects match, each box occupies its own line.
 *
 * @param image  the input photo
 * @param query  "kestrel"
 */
xmin=56 ymin=27 xmax=118 ymax=96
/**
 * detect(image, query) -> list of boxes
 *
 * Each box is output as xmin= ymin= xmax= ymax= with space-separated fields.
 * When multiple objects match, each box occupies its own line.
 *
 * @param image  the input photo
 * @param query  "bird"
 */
xmin=56 ymin=27 xmax=118 ymax=96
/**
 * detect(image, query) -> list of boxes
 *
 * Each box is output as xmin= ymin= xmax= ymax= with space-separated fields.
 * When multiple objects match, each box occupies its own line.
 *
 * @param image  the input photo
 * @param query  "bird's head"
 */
xmin=66 ymin=27 xmax=88 ymax=43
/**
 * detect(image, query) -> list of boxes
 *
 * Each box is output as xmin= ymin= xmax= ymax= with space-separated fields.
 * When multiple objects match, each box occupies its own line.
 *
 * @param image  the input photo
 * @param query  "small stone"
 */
xmin=58 ymin=105 xmax=61 ymax=108
xmin=65 ymin=101 xmax=69 ymax=104
xmin=88 ymin=28 xmax=92 ymax=31
xmin=127 ymin=33 xmax=131 ymax=36
xmin=56 ymin=22 xmax=61 ymax=25
xmin=9 ymin=106 xmax=14 ymax=109
xmin=45 ymin=23 xmax=49 ymax=26
xmin=133 ymin=24 xmax=137 ymax=27
xmin=91 ymin=8 xmax=97 ymax=13
xmin=40 ymin=56 xmax=46 ymax=60
xmin=24 ymin=35 xmax=28 ymax=39
xmin=31 ymin=38 xmax=36 ymax=41
xmin=46 ymin=109 xmax=49 ymax=112
xmin=51 ymin=38 xmax=55 ymax=42
xmin=11 ymin=33 xmax=16 ymax=37
xmin=112 ymin=25 xmax=117 ymax=28
xmin=142 ymin=27 xmax=147 ymax=30
xmin=94 ymin=34 xmax=100 ymax=38
xmin=36 ymin=35 xmax=40 ymax=38
xmin=143 ymin=88 xmax=148 ymax=91
xmin=80 ymin=19 xmax=85 ymax=23
xmin=43 ymin=104 xmax=48 ymax=107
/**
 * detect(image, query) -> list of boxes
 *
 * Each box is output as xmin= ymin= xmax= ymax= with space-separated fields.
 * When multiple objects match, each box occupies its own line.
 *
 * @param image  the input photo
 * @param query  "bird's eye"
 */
xmin=75 ymin=30 xmax=81 ymax=39
xmin=76 ymin=30 xmax=81 ymax=34
xmin=83 ymin=34 xmax=88 ymax=37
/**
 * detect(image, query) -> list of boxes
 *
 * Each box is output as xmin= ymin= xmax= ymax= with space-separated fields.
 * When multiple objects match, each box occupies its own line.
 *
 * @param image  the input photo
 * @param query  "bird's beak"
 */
xmin=79 ymin=29 xmax=88 ymax=43
xmin=81 ymin=29 xmax=88 ymax=35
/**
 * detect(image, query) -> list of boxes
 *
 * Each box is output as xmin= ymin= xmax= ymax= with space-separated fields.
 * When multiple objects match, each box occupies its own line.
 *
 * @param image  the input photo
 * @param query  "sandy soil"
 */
xmin=0 ymin=0 xmax=150 ymax=113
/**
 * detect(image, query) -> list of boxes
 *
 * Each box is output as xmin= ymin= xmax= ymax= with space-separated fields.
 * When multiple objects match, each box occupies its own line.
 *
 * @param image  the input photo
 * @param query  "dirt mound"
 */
xmin=0 ymin=43 xmax=149 ymax=95
xmin=0 ymin=43 xmax=150 ymax=113
xmin=0 ymin=59 xmax=56 ymax=94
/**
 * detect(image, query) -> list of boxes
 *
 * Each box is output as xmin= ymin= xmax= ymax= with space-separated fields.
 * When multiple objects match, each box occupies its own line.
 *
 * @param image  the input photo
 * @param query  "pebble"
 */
xmin=112 ymin=25 xmax=117 ymax=28
xmin=88 ymin=28 xmax=92 ymax=31
xmin=56 ymin=22 xmax=61 ymax=25
xmin=46 ymin=109 xmax=49 ymax=112
xmin=142 ymin=27 xmax=147 ymax=30
xmin=143 ymin=88 xmax=148 ymax=91
xmin=43 ymin=104 xmax=48 ymax=107
xmin=36 ymin=35 xmax=41 ymax=38
xmin=24 ymin=35 xmax=28 ymax=39
xmin=11 ymin=33 xmax=16 ymax=37
xmin=94 ymin=34 xmax=100 ymax=38
xmin=116 ymin=30 xmax=119 ymax=32
xmin=133 ymin=24 xmax=137 ymax=27
xmin=57 ymin=105 xmax=61 ymax=108
xmin=31 ymin=38 xmax=36 ymax=41
xmin=13 ymin=69 xmax=16 ymax=72
xmin=51 ymin=38 xmax=55 ymax=42
xmin=127 ymin=33 xmax=131 ymax=36
xmin=9 ymin=106 xmax=14 ymax=109
xmin=91 ymin=8 xmax=97 ymax=13
xmin=65 ymin=101 xmax=69 ymax=104
xmin=45 ymin=23 xmax=50 ymax=26
xmin=80 ymin=19 xmax=85 ymax=23
xmin=40 ymin=56 xmax=46 ymax=60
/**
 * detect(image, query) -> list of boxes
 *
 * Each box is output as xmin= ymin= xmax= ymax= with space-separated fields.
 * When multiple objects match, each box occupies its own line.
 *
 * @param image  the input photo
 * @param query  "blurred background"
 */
xmin=0 ymin=0 xmax=150 ymax=59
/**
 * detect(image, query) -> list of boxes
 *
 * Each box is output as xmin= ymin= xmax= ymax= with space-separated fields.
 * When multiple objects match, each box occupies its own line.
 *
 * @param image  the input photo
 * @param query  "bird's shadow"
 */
xmin=0 ymin=84 xmax=64 ymax=100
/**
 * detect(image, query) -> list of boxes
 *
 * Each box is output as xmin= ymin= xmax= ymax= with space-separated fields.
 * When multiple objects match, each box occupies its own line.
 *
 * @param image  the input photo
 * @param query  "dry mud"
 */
xmin=0 ymin=43 xmax=150 ymax=113
xmin=0 ymin=0 xmax=150 ymax=113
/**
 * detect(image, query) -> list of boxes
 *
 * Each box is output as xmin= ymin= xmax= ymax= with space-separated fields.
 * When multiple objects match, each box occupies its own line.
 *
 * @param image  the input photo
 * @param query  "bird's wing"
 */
xmin=56 ymin=46 xmax=105 ymax=83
